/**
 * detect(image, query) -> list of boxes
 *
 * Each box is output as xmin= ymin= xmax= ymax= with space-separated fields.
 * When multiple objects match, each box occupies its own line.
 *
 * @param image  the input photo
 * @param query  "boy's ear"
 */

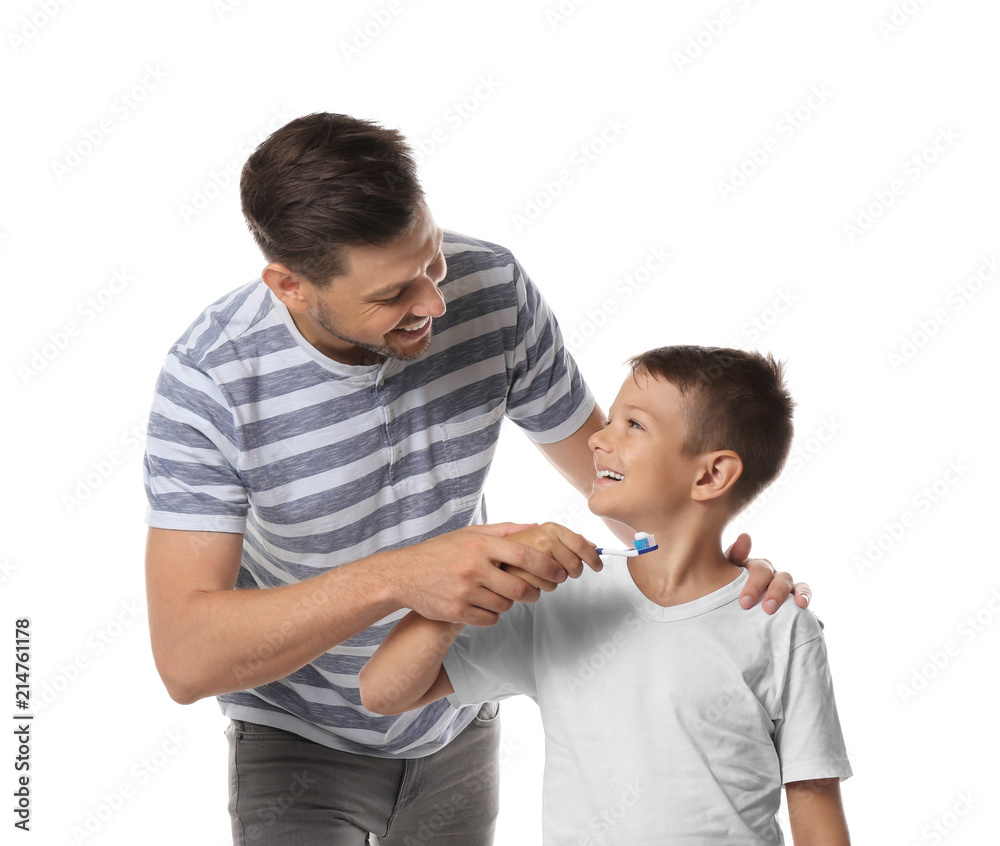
xmin=262 ymin=262 xmax=312 ymax=313
xmin=691 ymin=451 xmax=743 ymax=502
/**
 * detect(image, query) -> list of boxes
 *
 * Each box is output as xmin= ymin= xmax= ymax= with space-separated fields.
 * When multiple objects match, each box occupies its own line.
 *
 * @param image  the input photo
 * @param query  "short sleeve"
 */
xmin=775 ymin=624 xmax=853 ymax=785
xmin=143 ymin=353 xmax=249 ymax=532
xmin=444 ymin=600 xmax=538 ymax=708
xmin=503 ymin=259 xmax=595 ymax=444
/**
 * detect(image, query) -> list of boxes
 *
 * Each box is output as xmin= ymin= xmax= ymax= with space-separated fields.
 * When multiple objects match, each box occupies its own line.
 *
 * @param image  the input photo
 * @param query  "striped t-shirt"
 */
xmin=143 ymin=231 xmax=595 ymax=758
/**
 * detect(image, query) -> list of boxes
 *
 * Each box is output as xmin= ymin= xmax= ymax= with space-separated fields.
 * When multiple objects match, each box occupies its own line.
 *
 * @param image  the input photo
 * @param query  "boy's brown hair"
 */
xmin=240 ymin=112 xmax=424 ymax=285
xmin=628 ymin=346 xmax=795 ymax=514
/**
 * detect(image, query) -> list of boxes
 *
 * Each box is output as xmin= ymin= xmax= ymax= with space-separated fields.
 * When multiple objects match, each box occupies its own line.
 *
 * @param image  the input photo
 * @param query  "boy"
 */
xmin=359 ymin=346 xmax=851 ymax=844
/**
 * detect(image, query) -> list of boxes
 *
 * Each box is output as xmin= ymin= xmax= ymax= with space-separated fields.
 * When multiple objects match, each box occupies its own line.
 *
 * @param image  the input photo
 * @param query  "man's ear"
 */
xmin=691 ymin=451 xmax=743 ymax=502
xmin=262 ymin=263 xmax=312 ymax=313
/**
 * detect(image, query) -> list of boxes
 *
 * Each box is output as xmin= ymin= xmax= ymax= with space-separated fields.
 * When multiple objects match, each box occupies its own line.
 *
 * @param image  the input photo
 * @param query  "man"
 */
xmin=144 ymin=112 xmax=805 ymax=845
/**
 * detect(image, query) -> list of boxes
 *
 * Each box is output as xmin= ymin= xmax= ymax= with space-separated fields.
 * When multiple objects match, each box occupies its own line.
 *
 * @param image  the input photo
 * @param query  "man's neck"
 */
xmin=288 ymin=309 xmax=385 ymax=367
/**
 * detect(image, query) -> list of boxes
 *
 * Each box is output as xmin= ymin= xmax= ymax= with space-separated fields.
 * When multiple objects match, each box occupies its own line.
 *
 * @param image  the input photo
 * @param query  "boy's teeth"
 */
xmin=597 ymin=470 xmax=624 ymax=481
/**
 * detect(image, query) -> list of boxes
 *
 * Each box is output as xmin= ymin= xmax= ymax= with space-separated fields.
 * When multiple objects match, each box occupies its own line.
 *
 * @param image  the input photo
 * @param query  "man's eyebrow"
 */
xmin=367 ymin=232 xmax=444 ymax=299
xmin=367 ymin=280 xmax=409 ymax=300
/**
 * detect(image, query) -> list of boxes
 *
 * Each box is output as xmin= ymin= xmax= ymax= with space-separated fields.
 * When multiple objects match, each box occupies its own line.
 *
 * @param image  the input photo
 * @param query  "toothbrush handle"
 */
xmin=594 ymin=547 xmax=637 ymax=558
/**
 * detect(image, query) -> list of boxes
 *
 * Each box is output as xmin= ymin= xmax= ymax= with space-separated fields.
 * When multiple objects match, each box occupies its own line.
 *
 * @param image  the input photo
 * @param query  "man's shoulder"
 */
xmin=442 ymin=230 xmax=514 ymax=257
xmin=441 ymin=231 xmax=520 ymax=282
xmin=166 ymin=278 xmax=278 ymax=370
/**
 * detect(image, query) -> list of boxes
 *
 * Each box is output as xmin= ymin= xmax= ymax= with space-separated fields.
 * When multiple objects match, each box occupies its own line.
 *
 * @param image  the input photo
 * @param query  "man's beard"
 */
xmin=314 ymin=299 xmax=433 ymax=363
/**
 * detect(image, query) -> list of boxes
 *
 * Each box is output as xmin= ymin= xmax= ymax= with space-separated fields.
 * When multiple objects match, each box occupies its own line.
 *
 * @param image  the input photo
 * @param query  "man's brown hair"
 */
xmin=240 ymin=112 xmax=424 ymax=285
xmin=628 ymin=346 xmax=795 ymax=514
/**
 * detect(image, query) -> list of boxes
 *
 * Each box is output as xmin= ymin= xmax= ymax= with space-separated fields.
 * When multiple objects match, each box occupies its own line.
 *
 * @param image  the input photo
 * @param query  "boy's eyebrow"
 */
xmin=367 ymin=231 xmax=445 ymax=299
xmin=623 ymin=403 xmax=655 ymax=418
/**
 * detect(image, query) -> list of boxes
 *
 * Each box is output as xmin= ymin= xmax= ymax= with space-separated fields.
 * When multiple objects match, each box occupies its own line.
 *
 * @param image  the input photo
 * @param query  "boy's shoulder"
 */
xmin=733 ymin=594 xmax=826 ymax=655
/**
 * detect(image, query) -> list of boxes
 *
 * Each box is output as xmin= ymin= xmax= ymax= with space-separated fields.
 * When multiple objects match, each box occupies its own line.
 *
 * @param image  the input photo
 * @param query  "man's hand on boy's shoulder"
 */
xmin=501 ymin=523 xmax=603 ymax=592
xmin=726 ymin=532 xmax=812 ymax=614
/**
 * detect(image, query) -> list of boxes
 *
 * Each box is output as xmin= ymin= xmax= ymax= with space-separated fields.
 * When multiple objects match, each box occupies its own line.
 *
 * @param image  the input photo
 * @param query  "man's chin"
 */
xmin=384 ymin=329 xmax=434 ymax=361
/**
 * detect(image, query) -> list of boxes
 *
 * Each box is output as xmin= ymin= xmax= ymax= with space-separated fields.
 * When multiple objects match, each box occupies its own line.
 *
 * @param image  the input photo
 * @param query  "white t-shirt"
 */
xmin=444 ymin=560 xmax=852 ymax=845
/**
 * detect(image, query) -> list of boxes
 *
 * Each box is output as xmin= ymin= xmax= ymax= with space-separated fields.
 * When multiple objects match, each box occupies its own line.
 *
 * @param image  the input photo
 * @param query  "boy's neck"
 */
xmin=626 ymin=512 xmax=743 ymax=608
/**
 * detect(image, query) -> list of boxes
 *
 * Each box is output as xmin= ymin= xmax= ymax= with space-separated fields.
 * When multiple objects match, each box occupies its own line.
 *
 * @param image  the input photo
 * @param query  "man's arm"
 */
xmin=145 ymin=522 xmax=576 ymax=705
xmin=358 ymin=612 xmax=459 ymax=715
xmin=535 ymin=402 xmax=811 ymax=612
xmin=360 ymin=520 xmax=596 ymax=712
xmin=785 ymin=778 xmax=850 ymax=846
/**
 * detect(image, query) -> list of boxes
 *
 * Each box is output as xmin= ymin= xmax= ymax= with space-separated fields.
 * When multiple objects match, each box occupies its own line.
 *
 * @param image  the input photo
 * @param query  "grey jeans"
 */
xmin=226 ymin=703 xmax=500 ymax=845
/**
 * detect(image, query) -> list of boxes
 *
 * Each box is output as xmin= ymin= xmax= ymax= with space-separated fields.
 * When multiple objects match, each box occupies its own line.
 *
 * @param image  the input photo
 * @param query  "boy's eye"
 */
xmin=628 ymin=419 xmax=643 ymax=430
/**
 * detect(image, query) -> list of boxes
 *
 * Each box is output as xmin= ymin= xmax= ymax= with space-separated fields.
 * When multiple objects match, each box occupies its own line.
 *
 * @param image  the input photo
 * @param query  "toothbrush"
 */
xmin=502 ymin=532 xmax=659 ymax=591
xmin=595 ymin=532 xmax=658 ymax=557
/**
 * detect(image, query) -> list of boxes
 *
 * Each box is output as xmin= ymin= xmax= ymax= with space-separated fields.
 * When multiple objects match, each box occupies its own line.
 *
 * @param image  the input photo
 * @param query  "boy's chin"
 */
xmin=588 ymin=498 xmax=647 ymax=536
xmin=586 ymin=496 xmax=626 ymax=524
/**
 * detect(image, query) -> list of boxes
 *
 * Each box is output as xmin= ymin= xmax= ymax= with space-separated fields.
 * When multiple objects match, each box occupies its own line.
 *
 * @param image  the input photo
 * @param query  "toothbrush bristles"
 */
xmin=633 ymin=532 xmax=656 ymax=552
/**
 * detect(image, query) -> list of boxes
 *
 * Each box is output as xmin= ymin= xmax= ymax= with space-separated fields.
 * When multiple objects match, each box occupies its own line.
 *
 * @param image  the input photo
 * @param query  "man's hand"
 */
xmin=385 ymin=522 xmax=595 ymax=628
xmin=500 ymin=522 xmax=603 ymax=592
xmin=725 ymin=532 xmax=812 ymax=614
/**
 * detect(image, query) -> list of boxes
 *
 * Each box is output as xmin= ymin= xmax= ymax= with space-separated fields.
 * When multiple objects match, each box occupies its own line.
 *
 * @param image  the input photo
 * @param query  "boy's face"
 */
xmin=587 ymin=370 xmax=702 ymax=528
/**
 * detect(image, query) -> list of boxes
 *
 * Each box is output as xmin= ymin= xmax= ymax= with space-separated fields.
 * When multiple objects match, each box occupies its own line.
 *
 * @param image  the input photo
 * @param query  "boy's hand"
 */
xmin=501 ymin=522 xmax=603 ymax=592
xmin=726 ymin=532 xmax=812 ymax=614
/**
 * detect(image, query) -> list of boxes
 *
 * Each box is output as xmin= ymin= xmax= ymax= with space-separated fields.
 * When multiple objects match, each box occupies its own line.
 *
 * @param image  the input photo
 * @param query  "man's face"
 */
xmin=292 ymin=203 xmax=448 ymax=364
xmin=587 ymin=371 xmax=702 ymax=528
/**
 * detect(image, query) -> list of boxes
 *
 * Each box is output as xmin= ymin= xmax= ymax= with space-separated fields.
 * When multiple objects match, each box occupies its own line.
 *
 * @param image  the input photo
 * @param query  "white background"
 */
xmin=3 ymin=0 xmax=998 ymax=843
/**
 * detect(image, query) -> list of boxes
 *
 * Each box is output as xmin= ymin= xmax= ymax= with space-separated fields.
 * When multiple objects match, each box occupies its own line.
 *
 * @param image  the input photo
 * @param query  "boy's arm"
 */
xmin=362 ymin=525 xmax=563 ymax=713
xmin=785 ymin=778 xmax=850 ymax=846
xmin=359 ymin=611 xmax=461 ymax=716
